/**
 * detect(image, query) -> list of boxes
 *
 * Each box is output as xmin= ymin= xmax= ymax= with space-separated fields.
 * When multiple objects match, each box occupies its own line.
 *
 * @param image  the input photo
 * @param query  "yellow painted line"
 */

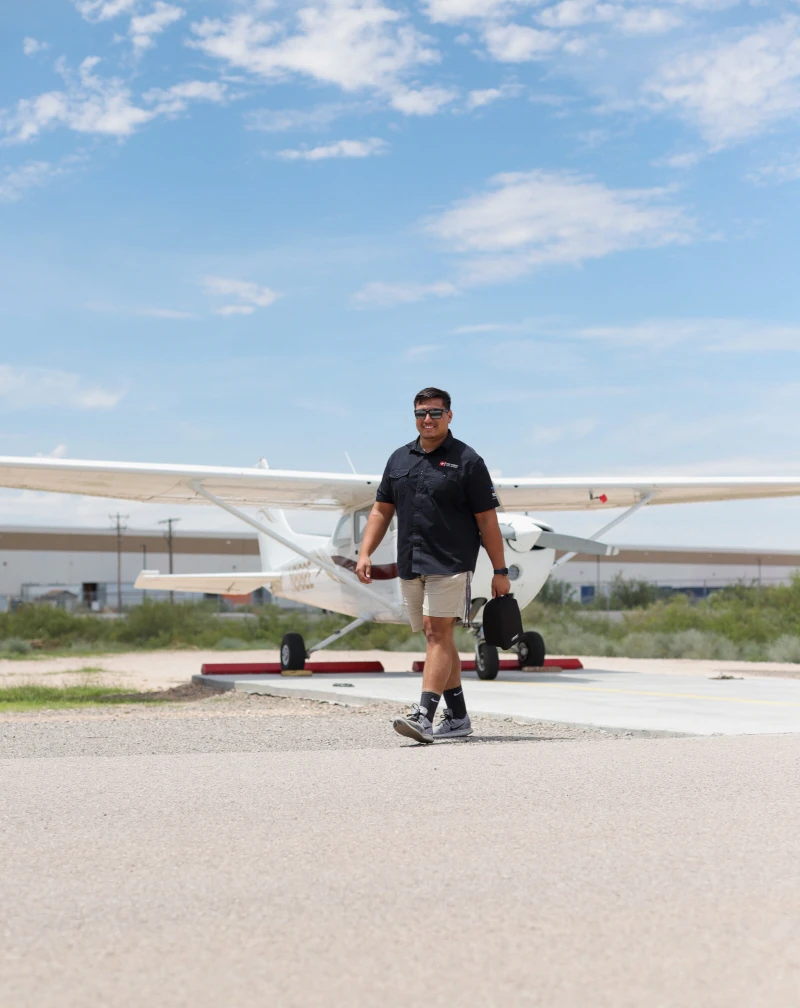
xmin=514 ymin=681 xmax=800 ymax=708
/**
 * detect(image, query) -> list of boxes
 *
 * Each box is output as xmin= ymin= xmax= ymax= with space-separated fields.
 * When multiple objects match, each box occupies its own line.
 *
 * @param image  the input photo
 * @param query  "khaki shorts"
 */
xmin=400 ymin=572 xmax=472 ymax=633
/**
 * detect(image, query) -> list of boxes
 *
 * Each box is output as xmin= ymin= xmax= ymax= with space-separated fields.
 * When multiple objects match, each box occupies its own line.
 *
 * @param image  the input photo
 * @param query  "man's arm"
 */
xmin=475 ymin=509 xmax=511 ymax=598
xmin=355 ymin=502 xmax=395 ymax=583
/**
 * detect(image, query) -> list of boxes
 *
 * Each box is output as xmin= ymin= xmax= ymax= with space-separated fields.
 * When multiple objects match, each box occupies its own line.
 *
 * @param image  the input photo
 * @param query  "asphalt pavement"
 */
xmin=3 ymin=697 xmax=800 ymax=1007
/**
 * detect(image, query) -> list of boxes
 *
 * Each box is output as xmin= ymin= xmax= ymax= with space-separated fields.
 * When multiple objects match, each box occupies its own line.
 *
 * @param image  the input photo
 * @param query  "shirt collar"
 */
xmin=410 ymin=429 xmax=453 ymax=455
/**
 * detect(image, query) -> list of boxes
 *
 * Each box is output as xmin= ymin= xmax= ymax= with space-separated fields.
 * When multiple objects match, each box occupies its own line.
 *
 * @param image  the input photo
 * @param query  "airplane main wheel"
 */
xmin=475 ymin=641 xmax=499 ymax=680
xmin=518 ymin=631 xmax=545 ymax=669
xmin=280 ymin=632 xmax=306 ymax=670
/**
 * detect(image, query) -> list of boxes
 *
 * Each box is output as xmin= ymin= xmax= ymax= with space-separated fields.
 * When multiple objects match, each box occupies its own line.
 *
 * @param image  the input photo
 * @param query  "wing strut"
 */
xmin=552 ymin=491 xmax=656 ymax=569
xmin=189 ymin=481 xmax=399 ymax=618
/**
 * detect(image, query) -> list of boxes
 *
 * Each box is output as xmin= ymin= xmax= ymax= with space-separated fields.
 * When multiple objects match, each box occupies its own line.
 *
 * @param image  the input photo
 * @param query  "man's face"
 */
xmin=414 ymin=398 xmax=452 ymax=440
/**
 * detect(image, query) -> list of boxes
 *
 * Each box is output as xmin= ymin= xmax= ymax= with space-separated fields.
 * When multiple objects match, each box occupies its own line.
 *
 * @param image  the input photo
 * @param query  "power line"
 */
xmin=109 ymin=513 xmax=129 ymax=613
xmin=158 ymin=518 xmax=181 ymax=603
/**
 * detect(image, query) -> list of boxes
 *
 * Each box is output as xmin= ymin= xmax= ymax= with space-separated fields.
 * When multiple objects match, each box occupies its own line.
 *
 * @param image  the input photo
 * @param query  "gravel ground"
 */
xmin=0 ymin=685 xmax=619 ymax=759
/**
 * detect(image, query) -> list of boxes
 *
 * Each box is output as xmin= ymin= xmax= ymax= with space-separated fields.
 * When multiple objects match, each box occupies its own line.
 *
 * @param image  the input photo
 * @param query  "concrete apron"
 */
xmin=195 ymin=665 xmax=800 ymax=737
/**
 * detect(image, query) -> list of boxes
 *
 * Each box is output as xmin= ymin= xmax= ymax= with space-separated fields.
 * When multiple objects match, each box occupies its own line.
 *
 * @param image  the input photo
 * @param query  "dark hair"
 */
xmin=414 ymin=387 xmax=451 ymax=410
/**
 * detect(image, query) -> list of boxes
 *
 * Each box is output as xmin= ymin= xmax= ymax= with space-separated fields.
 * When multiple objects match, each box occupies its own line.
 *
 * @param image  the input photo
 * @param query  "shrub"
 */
xmin=2 ymin=637 xmax=32 ymax=655
xmin=615 ymin=632 xmax=673 ymax=659
xmin=668 ymin=629 xmax=739 ymax=660
xmin=765 ymin=635 xmax=800 ymax=664
xmin=214 ymin=637 xmax=251 ymax=650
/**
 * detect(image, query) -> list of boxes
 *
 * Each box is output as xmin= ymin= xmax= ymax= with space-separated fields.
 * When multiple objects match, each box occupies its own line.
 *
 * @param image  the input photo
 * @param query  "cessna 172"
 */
xmin=2 ymin=454 xmax=800 ymax=678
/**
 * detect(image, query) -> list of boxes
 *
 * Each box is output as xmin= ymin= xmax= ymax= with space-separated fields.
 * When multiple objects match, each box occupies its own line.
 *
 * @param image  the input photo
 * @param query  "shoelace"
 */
xmin=408 ymin=702 xmax=423 ymax=722
xmin=439 ymin=708 xmax=453 ymax=723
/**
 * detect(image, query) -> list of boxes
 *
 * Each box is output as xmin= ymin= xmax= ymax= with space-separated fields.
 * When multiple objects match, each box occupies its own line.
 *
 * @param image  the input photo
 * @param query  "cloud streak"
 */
xmin=0 ymin=365 xmax=124 ymax=411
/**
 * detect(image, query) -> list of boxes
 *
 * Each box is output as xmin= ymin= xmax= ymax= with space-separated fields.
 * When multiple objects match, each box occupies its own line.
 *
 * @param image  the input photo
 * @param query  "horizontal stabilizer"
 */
xmin=535 ymin=532 xmax=620 ymax=557
xmin=134 ymin=570 xmax=282 ymax=596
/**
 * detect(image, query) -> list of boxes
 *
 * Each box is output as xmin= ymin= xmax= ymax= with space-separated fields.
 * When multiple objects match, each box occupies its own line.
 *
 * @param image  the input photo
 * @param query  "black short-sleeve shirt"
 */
xmin=375 ymin=430 xmax=499 ymax=579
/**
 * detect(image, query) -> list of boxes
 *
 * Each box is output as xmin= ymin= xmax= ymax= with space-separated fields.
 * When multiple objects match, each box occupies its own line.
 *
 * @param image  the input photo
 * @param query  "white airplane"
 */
xmin=2 ymin=453 xmax=800 ymax=678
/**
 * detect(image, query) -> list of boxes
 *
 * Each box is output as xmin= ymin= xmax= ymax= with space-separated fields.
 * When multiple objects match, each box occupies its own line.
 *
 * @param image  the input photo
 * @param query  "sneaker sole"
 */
xmin=393 ymin=717 xmax=434 ymax=744
xmin=434 ymin=727 xmax=474 ymax=739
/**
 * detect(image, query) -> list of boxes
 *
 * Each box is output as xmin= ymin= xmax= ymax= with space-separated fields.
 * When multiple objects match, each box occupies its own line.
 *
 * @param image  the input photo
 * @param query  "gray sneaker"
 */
xmin=434 ymin=708 xmax=473 ymax=739
xmin=393 ymin=703 xmax=434 ymax=743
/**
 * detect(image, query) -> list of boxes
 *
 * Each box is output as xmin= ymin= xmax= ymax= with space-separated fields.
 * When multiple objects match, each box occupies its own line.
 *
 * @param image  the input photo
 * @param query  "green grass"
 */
xmin=0 ymin=683 xmax=148 ymax=711
xmin=4 ymin=574 xmax=800 ymax=663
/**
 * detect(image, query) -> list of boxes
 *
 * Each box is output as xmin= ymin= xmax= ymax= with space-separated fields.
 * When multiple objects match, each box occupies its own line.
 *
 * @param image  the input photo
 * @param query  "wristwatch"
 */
xmin=493 ymin=567 xmax=509 ymax=576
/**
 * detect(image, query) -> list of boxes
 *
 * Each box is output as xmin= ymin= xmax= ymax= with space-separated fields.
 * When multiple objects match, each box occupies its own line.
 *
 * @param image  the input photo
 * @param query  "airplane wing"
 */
xmin=493 ymin=477 xmax=800 ymax=511
xmin=134 ymin=570 xmax=283 ymax=595
xmin=1 ymin=455 xmax=800 ymax=512
xmin=0 ymin=456 xmax=379 ymax=510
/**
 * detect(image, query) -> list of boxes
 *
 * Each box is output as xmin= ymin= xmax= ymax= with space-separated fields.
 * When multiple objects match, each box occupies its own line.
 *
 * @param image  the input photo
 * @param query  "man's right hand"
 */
xmin=355 ymin=556 xmax=372 ymax=583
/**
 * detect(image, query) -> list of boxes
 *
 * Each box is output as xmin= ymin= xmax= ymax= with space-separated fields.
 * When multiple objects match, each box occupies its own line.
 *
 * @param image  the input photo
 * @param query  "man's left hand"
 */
xmin=491 ymin=573 xmax=511 ymax=598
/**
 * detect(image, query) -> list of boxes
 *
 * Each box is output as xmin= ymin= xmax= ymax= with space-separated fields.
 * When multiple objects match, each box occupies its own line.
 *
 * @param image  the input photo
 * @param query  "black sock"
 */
xmin=418 ymin=691 xmax=440 ymax=722
xmin=443 ymin=687 xmax=467 ymax=720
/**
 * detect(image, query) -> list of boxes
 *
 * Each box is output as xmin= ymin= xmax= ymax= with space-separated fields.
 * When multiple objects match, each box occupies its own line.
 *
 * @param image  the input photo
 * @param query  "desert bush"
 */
xmin=765 ymin=635 xmax=800 ymax=664
xmin=615 ymin=631 xmax=673 ymax=659
xmin=667 ymin=629 xmax=739 ymax=660
xmin=1 ymin=637 xmax=32 ymax=655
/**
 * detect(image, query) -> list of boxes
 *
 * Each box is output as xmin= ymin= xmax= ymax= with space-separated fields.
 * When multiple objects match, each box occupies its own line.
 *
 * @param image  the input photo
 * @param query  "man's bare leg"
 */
xmin=444 ymin=637 xmax=461 ymax=692
xmin=421 ymin=616 xmax=457 ymax=695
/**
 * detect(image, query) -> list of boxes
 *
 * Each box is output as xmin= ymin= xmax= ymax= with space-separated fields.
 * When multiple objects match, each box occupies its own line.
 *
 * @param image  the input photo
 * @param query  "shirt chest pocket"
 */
xmin=429 ymin=467 xmax=460 ymax=497
xmin=390 ymin=468 xmax=412 ymax=499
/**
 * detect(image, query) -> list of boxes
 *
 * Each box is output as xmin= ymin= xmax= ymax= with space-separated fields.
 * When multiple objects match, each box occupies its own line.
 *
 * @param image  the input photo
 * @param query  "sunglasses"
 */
xmin=414 ymin=408 xmax=445 ymax=419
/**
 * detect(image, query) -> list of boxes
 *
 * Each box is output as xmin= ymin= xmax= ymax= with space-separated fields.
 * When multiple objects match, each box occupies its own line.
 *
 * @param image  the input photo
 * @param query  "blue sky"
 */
xmin=2 ymin=0 xmax=800 ymax=547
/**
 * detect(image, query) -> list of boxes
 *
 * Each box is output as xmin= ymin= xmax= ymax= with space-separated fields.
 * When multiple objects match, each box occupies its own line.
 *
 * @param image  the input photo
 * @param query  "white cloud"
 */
xmin=352 ymin=280 xmax=459 ymax=306
xmin=23 ymin=37 xmax=49 ymax=56
xmin=129 ymin=2 xmax=185 ymax=53
xmin=573 ymin=318 xmax=800 ymax=352
xmin=37 ymin=444 xmax=69 ymax=459
xmin=404 ymin=344 xmax=442 ymax=359
xmin=143 ymin=80 xmax=228 ymax=116
xmin=1 ymin=58 xmax=227 ymax=143
xmin=748 ymin=157 xmax=800 ymax=185
xmin=453 ymin=321 xmax=531 ymax=332
xmin=0 ymin=157 xmax=81 ymax=202
xmin=0 ymin=366 xmax=124 ymax=411
xmin=214 ymin=304 xmax=256 ymax=316
xmin=74 ymin=0 xmax=138 ymax=22
xmin=426 ymin=169 xmax=694 ymax=283
xmin=617 ymin=6 xmax=683 ymax=34
xmin=277 ymin=137 xmax=388 ymax=160
xmin=189 ymin=2 xmax=438 ymax=107
xmin=649 ymin=16 xmax=800 ymax=147
xmin=390 ymin=86 xmax=458 ymax=114
xmin=203 ymin=276 xmax=280 ymax=313
xmin=482 ymin=24 xmax=560 ymax=62
xmin=136 ymin=307 xmax=197 ymax=319
xmin=245 ymin=103 xmax=359 ymax=132
xmin=466 ymin=84 xmax=522 ymax=108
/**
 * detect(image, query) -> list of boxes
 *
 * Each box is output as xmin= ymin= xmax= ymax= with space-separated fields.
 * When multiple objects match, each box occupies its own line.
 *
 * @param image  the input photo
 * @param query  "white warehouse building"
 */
xmin=1 ymin=525 xmax=799 ymax=611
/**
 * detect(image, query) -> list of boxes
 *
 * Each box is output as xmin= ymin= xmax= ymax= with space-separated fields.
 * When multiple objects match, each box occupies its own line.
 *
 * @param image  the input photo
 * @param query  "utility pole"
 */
xmin=110 ymin=513 xmax=129 ymax=613
xmin=158 ymin=518 xmax=180 ymax=603
xmin=141 ymin=543 xmax=147 ymax=601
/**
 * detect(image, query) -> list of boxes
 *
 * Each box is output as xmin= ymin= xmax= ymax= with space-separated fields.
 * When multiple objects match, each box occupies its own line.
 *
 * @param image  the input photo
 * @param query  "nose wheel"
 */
xmin=280 ymin=632 xmax=307 ymax=671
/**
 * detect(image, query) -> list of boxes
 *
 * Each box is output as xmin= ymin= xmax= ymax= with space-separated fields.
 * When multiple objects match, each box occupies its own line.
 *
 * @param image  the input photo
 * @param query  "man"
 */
xmin=356 ymin=387 xmax=511 ymax=743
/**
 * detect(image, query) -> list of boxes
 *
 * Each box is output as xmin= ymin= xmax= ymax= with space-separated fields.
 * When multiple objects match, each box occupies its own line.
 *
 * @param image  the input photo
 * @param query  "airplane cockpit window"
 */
xmin=332 ymin=515 xmax=352 ymax=549
xmin=354 ymin=508 xmax=371 ymax=544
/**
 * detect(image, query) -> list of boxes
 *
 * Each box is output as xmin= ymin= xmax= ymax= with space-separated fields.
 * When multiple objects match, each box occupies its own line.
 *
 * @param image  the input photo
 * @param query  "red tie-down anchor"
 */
xmin=589 ymin=491 xmax=609 ymax=503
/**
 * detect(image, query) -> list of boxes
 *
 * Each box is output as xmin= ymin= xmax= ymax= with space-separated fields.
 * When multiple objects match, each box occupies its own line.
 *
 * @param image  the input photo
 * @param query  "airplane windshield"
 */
xmin=332 ymin=515 xmax=352 ymax=549
xmin=354 ymin=508 xmax=370 ymax=544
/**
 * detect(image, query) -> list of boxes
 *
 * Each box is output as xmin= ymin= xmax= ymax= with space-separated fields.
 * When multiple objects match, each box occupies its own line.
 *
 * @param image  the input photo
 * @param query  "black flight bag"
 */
xmin=482 ymin=594 xmax=523 ymax=650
